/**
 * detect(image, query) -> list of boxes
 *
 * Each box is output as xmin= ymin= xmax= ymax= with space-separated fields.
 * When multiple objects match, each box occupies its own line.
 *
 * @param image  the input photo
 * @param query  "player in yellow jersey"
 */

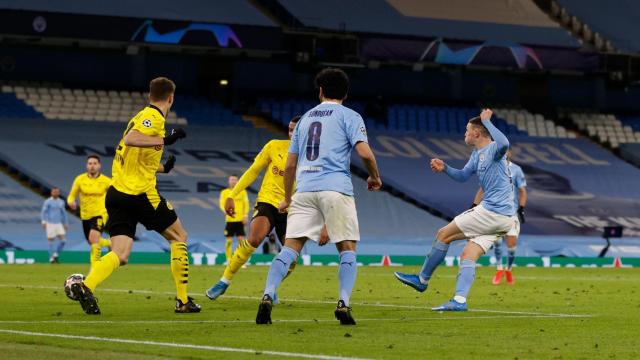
xmin=206 ymin=116 xmax=327 ymax=301
xmin=219 ymin=175 xmax=249 ymax=262
xmin=67 ymin=155 xmax=112 ymax=270
xmin=69 ymin=77 xmax=200 ymax=315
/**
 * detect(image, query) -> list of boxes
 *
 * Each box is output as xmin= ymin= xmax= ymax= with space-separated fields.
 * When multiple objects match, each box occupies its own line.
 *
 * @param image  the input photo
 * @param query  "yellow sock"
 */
xmin=84 ymin=251 xmax=120 ymax=291
xmin=170 ymin=242 xmax=189 ymax=303
xmin=98 ymin=237 xmax=111 ymax=248
xmin=222 ymin=239 xmax=256 ymax=282
xmin=89 ymin=243 xmax=101 ymax=268
xmin=225 ymin=238 xmax=233 ymax=263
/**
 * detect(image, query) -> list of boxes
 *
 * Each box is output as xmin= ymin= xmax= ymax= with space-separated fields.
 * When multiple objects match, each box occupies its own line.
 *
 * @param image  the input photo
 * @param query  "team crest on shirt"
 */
xmin=360 ymin=126 xmax=367 ymax=136
xmin=479 ymin=153 xmax=486 ymax=163
xmin=142 ymin=119 xmax=152 ymax=128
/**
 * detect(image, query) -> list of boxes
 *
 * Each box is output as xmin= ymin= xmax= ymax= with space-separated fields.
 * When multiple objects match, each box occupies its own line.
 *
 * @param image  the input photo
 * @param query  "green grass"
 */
xmin=0 ymin=264 xmax=638 ymax=359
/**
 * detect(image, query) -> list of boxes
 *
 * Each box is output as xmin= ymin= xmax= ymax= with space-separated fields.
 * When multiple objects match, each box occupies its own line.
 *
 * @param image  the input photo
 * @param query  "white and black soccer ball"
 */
xmin=64 ymin=273 xmax=85 ymax=301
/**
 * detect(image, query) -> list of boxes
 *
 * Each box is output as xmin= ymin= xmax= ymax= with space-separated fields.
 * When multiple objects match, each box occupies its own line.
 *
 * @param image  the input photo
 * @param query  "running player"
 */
xmin=394 ymin=109 xmax=516 ymax=311
xmin=68 ymin=77 xmax=199 ymax=314
xmin=472 ymin=149 xmax=527 ymax=285
xmin=41 ymin=187 xmax=68 ymax=263
xmin=205 ymin=116 xmax=304 ymax=301
xmin=219 ymin=175 xmax=249 ymax=263
xmin=255 ymin=68 xmax=382 ymax=325
xmin=67 ymin=155 xmax=112 ymax=270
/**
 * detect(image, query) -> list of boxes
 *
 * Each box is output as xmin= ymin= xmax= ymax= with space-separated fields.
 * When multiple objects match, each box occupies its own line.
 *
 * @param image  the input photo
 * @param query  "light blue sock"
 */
xmin=419 ymin=240 xmax=449 ymax=282
xmin=507 ymin=247 xmax=516 ymax=270
xmin=338 ymin=251 xmax=357 ymax=306
xmin=494 ymin=240 xmax=503 ymax=269
xmin=264 ymin=246 xmax=298 ymax=299
xmin=56 ymin=240 xmax=65 ymax=253
xmin=48 ymin=241 xmax=55 ymax=258
xmin=454 ymin=259 xmax=476 ymax=302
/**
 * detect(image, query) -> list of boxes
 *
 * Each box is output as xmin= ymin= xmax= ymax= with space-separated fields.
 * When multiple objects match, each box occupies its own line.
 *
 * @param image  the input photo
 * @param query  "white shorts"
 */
xmin=454 ymin=205 xmax=514 ymax=253
xmin=45 ymin=223 xmax=66 ymax=239
xmin=506 ymin=217 xmax=520 ymax=237
xmin=286 ymin=191 xmax=360 ymax=243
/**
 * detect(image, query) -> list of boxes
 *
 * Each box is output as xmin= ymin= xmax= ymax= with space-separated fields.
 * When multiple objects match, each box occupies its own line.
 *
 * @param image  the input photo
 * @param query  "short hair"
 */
xmin=87 ymin=154 xmax=101 ymax=163
xmin=315 ymin=68 xmax=349 ymax=100
xmin=290 ymin=115 xmax=301 ymax=124
xmin=469 ymin=116 xmax=490 ymax=137
xmin=229 ymin=174 xmax=238 ymax=178
xmin=149 ymin=77 xmax=176 ymax=102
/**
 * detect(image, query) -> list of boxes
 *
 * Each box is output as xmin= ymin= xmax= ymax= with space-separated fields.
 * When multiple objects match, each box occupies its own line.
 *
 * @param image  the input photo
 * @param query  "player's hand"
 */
xmin=278 ymin=199 xmax=290 ymax=214
xmin=242 ymin=216 xmax=248 ymax=225
xmin=480 ymin=108 xmax=493 ymax=121
xmin=163 ymin=128 xmax=187 ymax=145
xmin=162 ymin=155 xmax=176 ymax=173
xmin=319 ymin=226 xmax=330 ymax=246
xmin=430 ymin=158 xmax=445 ymax=172
xmin=367 ymin=176 xmax=382 ymax=191
xmin=518 ymin=206 xmax=526 ymax=224
xmin=68 ymin=201 xmax=77 ymax=211
xmin=225 ymin=197 xmax=236 ymax=217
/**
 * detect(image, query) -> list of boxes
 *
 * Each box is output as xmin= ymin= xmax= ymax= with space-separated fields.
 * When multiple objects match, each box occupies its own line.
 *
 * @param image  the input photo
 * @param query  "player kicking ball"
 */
xmin=255 ymin=68 xmax=382 ymax=325
xmin=472 ymin=148 xmax=527 ymax=285
xmin=394 ymin=109 xmax=517 ymax=311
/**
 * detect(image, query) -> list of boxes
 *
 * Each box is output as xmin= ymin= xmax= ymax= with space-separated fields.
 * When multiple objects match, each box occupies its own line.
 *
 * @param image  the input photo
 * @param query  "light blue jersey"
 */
xmin=41 ymin=197 xmax=68 ymax=225
xmin=289 ymin=102 xmax=368 ymax=195
xmin=510 ymin=162 xmax=526 ymax=209
xmin=444 ymin=118 xmax=515 ymax=216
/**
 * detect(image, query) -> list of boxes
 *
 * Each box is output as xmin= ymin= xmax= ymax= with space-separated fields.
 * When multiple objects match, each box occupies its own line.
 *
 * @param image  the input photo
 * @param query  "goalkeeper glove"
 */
xmin=162 ymin=155 xmax=176 ymax=174
xmin=163 ymin=128 xmax=186 ymax=145
xmin=517 ymin=206 xmax=525 ymax=224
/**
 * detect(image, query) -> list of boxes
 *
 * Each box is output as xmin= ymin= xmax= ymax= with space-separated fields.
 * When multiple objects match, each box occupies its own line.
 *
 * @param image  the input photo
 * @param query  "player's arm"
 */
xmin=242 ymin=191 xmax=250 ymax=224
xmin=157 ymin=155 xmax=176 ymax=174
xmin=355 ymin=142 xmax=382 ymax=191
xmin=472 ymin=188 xmax=484 ymax=208
xmin=480 ymin=109 xmax=509 ymax=158
xmin=61 ymin=203 xmax=69 ymax=228
xmin=517 ymin=185 xmax=527 ymax=223
xmin=67 ymin=178 xmax=79 ymax=210
xmin=40 ymin=200 xmax=48 ymax=227
xmin=124 ymin=127 xmax=186 ymax=148
xmin=280 ymin=152 xmax=298 ymax=212
xmin=431 ymin=157 xmax=475 ymax=182
xmin=225 ymin=144 xmax=270 ymax=216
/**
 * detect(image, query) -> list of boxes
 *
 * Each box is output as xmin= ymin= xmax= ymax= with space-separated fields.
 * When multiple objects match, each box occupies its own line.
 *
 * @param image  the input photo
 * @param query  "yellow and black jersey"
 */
xmin=219 ymin=188 xmax=249 ymax=222
xmin=111 ymin=105 xmax=165 ymax=202
xmin=230 ymin=139 xmax=290 ymax=209
xmin=67 ymin=173 xmax=111 ymax=220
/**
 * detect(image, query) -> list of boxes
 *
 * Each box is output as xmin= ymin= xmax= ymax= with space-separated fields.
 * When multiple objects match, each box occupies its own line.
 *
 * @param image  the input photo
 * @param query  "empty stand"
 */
xmin=568 ymin=112 xmax=640 ymax=149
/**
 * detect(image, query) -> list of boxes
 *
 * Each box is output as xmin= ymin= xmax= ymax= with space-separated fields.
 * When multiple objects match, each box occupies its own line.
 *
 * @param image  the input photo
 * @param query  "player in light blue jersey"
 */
xmin=41 ymin=187 xmax=69 ymax=263
xmin=473 ymin=149 xmax=527 ymax=285
xmin=395 ymin=109 xmax=517 ymax=311
xmin=256 ymin=68 xmax=382 ymax=325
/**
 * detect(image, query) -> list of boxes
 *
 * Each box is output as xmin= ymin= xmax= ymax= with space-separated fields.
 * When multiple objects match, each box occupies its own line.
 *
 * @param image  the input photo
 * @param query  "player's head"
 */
xmin=86 ymin=154 xmax=101 ymax=175
xmin=228 ymin=175 xmax=238 ymax=188
xmin=148 ymin=77 xmax=176 ymax=106
xmin=51 ymin=187 xmax=60 ymax=198
xmin=465 ymin=116 xmax=490 ymax=145
xmin=288 ymin=115 xmax=301 ymax=139
xmin=315 ymin=68 xmax=349 ymax=102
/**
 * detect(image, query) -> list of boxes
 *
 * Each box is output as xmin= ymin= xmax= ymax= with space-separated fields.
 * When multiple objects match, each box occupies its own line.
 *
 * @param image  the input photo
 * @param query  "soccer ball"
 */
xmin=64 ymin=273 xmax=85 ymax=301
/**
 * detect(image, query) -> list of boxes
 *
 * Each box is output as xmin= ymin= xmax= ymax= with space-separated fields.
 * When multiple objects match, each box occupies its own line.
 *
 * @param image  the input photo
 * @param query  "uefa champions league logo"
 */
xmin=32 ymin=16 xmax=47 ymax=33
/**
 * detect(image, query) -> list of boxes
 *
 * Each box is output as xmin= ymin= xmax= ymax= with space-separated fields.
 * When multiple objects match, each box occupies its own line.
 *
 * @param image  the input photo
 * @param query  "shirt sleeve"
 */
xmin=516 ymin=168 xmax=527 ymax=188
xmin=289 ymin=123 xmax=300 ymax=154
xmin=444 ymin=154 xmax=477 ymax=182
xmin=481 ymin=118 xmax=509 ymax=160
xmin=230 ymin=142 xmax=271 ymax=197
xmin=347 ymin=113 xmax=368 ymax=147
xmin=242 ymin=191 xmax=250 ymax=216
xmin=67 ymin=176 xmax=80 ymax=204
xmin=61 ymin=202 xmax=68 ymax=225
xmin=132 ymin=113 xmax=163 ymax=136
xmin=41 ymin=200 xmax=48 ymax=223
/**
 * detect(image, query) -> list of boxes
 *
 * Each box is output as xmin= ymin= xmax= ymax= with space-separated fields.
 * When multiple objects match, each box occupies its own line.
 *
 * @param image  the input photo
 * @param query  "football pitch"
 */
xmin=0 ymin=264 xmax=638 ymax=359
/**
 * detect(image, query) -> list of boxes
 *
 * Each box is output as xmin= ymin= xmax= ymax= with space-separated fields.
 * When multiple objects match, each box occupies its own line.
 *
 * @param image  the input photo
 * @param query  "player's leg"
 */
xmin=224 ymin=235 xmax=233 ymax=264
xmin=505 ymin=235 xmax=518 ymax=284
xmin=256 ymin=237 xmax=306 ymax=325
xmin=395 ymin=219 xmax=466 ymax=292
xmin=335 ymin=240 xmax=357 ymax=325
xmin=161 ymin=218 xmax=200 ymax=313
xmin=492 ymin=238 xmax=505 ymax=285
xmin=55 ymin=233 xmax=66 ymax=262
xmin=97 ymin=214 xmax=111 ymax=249
xmin=86 ymin=219 xmax=102 ymax=269
xmin=274 ymin=213 xmax=297 ymax=279
xmin=47 ymin=237 xmax=55 ymax=263
xmin=432 ymin=240 xmax=485 ymax=311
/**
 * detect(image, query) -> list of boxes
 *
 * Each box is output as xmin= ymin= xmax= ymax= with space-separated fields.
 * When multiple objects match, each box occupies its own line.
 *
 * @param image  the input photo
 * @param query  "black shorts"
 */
xmin=105 ymin=186 xmax=178 ymax=238
xmin=224 ymin=221 xmax=246 ymax=237
xmin=253 ymin=202 xmax=287 ymax=243
xmin=82 ymin=215 xmax=107 ymax=241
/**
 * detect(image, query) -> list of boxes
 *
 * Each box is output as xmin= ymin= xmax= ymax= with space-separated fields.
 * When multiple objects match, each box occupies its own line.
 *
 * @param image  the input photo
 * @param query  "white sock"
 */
xmin=419 ymin=275 xmax=428 ymax=285
xmin=453 ymin=295 xmax=467 ymax=303
xmin=220 ymin=277 xmax=230 ymax=284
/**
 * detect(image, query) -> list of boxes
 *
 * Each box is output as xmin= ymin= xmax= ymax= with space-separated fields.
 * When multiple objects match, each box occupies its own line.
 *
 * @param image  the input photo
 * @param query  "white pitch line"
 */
xmin=0 ymin=329 xmax=371 ymax=360
xmin=0 ymin=283 xmax=591 ymax=318
xmin=0 ymin=314 xmax=590 ymax=326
